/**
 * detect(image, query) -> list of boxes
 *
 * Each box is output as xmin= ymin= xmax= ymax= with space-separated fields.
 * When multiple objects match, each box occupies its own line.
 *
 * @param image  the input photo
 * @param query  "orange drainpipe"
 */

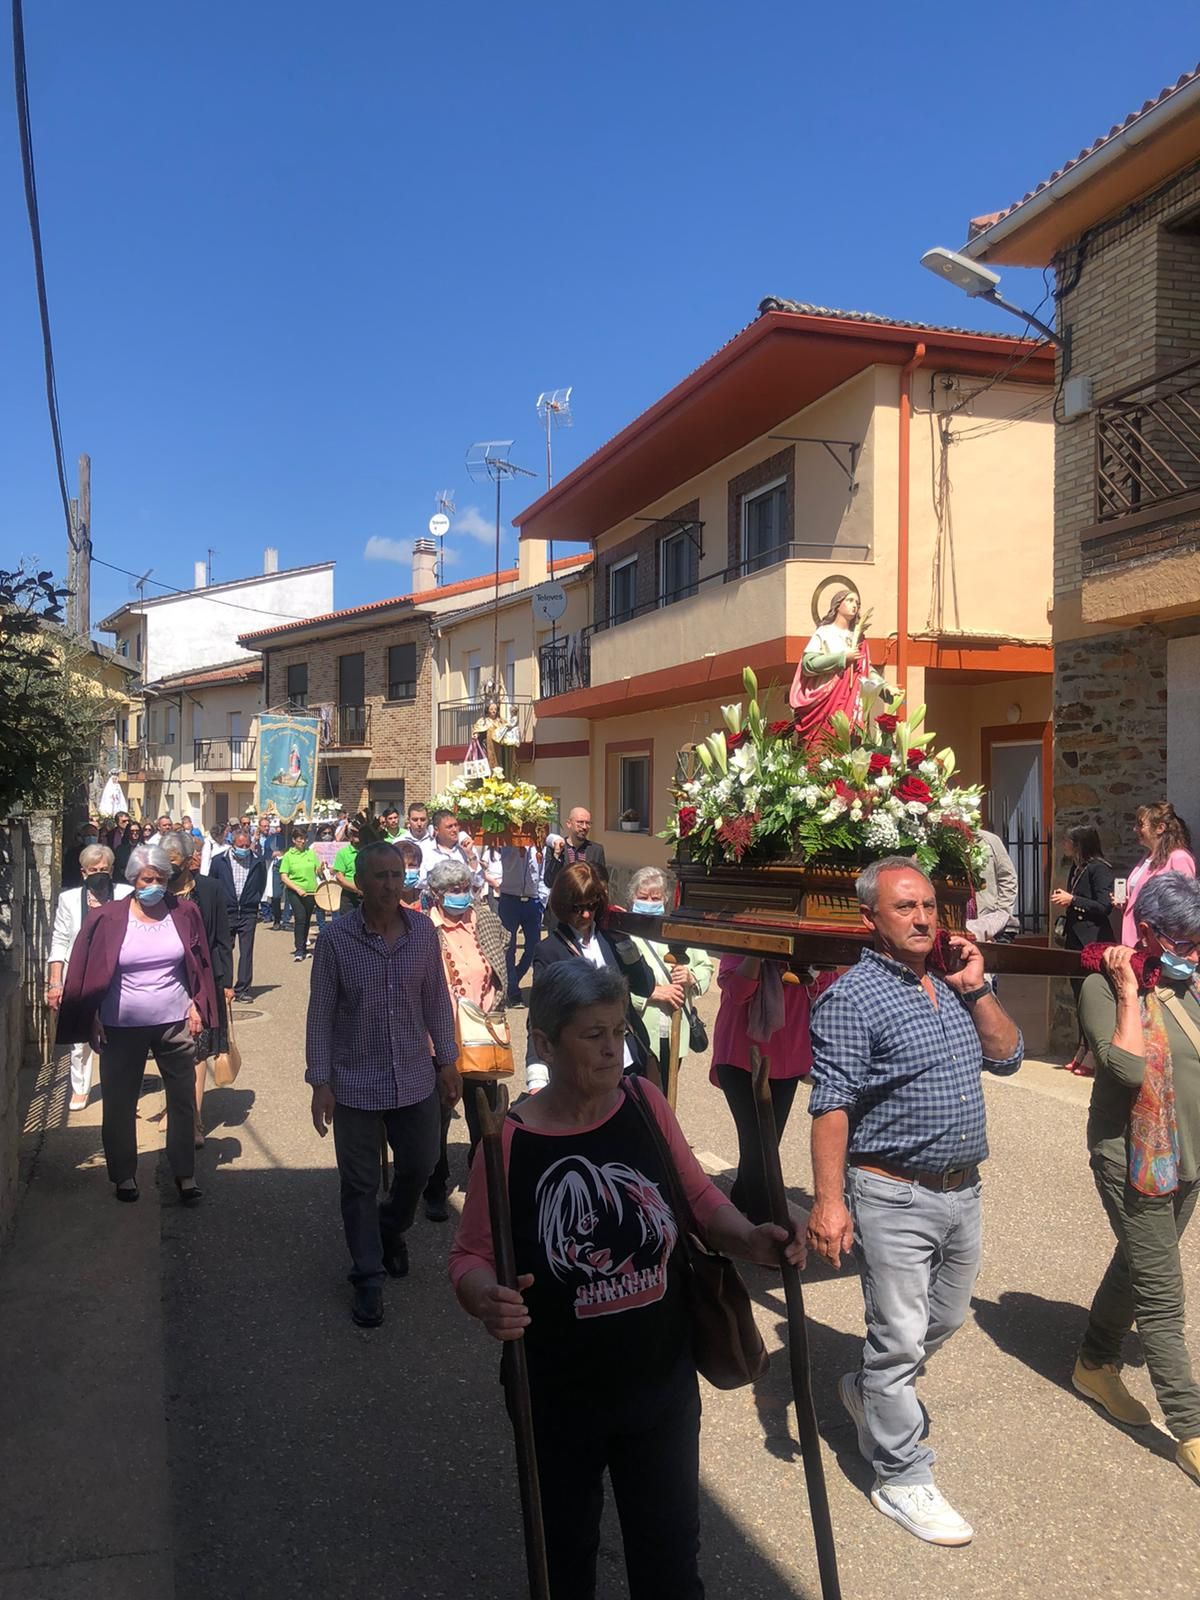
xmin=896 ymin=341 xmax=926 ymax=696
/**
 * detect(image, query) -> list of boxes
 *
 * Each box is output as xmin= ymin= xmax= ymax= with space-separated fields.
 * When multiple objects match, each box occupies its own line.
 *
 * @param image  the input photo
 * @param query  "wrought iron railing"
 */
xmin=129 ymin=743 xmax=166 ymax=774
xmin=538 ymin=634 xmax=592 ymax=698
xmin=194 ymin=737 xmax=257 ymax=772
xmin=327 ymin=704 xmax=371 ymax=747
xmin=437 ymin=698 xmax=535 ymax=748
xmin=991 ymin=804 xmax=1052 ymax=938
xmin=1095 ymin=355 xmax=1200 ymax=521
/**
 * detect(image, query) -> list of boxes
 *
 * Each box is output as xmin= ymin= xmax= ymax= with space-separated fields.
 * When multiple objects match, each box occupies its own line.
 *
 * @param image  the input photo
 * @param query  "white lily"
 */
xmin=721 ymin=703 xmax=743 ymax=737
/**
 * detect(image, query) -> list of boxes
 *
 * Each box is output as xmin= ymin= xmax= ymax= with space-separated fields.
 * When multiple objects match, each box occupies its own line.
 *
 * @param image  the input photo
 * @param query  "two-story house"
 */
xmin=517 ymin=299 xmax=1056 ymax=910
xmin=962 ymin=65 xmax=1200 ymax=858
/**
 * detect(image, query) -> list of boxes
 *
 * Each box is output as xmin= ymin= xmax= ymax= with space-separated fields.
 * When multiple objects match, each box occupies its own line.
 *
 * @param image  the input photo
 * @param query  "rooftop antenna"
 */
xmin=206 ymin=547 xmax=216 ymax=586
xmin=430 ymin=490 xmax=456 ymax=585
xmin=133 ymin=566 xmax=154 ymax=686
xmin=466 ymin=441 xmax=536 ymax=689
xmin=536 ymin=386 xmax=573 ymax=567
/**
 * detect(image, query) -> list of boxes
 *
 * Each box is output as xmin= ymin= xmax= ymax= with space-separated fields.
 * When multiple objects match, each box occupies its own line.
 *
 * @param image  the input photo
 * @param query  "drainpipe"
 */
xmin=896 ymin=342 xmax=926 ymax=696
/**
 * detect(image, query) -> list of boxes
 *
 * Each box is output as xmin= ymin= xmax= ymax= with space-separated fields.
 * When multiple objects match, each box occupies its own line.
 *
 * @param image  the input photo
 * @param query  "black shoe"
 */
xmin=233 ymin=990 xmax=251 ymax=1003
xmin=114 ymin=1182 xmax=139 ymax=1203
xmin=175 ymin=1179 xmax=203 ymax=1205
xmin=507 ymin=990 xmax=526 ymax=1008
xmin=381 ymin=1232 xmax=409 ymax=1277
xmin=352 ymin=1285 xmax=384 ymax=1328
xmin=424 ymin=1192 xmax=450 ymax=1223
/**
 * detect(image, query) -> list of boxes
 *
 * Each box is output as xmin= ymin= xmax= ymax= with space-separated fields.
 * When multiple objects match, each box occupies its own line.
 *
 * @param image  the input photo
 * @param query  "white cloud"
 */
xmin=364 ymin=536 xmax=412 ymax=564
xmin=451 ymin=505 xmax=495 ymax=545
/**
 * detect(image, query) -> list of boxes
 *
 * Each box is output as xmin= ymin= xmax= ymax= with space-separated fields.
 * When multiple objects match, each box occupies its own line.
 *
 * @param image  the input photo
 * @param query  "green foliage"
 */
xmin=0 ymin=567 xmax=109 ymax=815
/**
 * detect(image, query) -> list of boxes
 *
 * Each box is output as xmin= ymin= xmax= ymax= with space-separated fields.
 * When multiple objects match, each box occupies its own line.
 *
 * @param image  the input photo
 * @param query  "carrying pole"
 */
xmin=477 ymin=1085 xmax=551 ymax=1600
xmin=751 ymin=1046 xmax=842 ymax=1599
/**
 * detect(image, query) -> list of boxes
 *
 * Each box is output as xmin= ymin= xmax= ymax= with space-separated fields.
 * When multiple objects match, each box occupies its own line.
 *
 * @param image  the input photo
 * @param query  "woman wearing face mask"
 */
xmin=1074 ymin=872 xmax=1200 ymax=1485
xmin=624 ymin=866 xmax=713 ymax=1102
xmin=113 ymin=821 xmax=142 ymax=883
xmin=160 ymin=833 xmax=233 ymax=1145
xmin=422 ymin=858 xmax=509 ymax=1221
xmin=47 ymin=844 xmax=135 ymax=1110
xmin=57 ymin=844 xmax=219 ymax=1202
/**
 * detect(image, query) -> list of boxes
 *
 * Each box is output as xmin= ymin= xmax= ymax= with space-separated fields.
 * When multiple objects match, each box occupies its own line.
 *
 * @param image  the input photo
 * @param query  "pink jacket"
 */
xmin=1122 ymin=849 xmax=1197 ymax=945
xmin=709 ymin=955 xmax=837 ymax=1082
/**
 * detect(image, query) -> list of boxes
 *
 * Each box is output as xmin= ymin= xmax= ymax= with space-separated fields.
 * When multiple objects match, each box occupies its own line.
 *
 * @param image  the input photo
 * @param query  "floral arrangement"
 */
xmin=664 ymin=667 xmax=987 ymax=880
xmin=310 ymin=798 xmax=342 ymax=821
xmin=432 ymin=770 xmax=557 ymax=836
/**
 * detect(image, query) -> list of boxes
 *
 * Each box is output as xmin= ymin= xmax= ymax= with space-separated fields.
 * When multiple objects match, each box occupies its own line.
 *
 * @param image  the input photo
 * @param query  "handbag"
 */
xmin=439 ymin=927 xmax=515 ymax=1078
xmin=624 ymin=1076 xmax=768 ymax=1390
xmin=212 ymin=1016 xmax=242 ymax=1087
xmin=463 ymin=735 xmax=491 ymax=781
xmin=684 ymin=1003 xmax=708 ymax=1054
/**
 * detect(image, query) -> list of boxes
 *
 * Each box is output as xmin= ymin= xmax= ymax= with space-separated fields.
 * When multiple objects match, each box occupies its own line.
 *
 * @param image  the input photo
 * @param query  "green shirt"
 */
xmin=278 ymin=846 xmax=319 ymax=896
xmin=1078 ymin=971 xmax=1200 ymax=1180
xmin=333 ymin=842 xmax=358 ymax=888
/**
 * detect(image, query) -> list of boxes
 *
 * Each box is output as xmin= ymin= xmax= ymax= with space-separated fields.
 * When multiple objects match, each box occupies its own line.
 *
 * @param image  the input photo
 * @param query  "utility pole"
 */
xmin=67 ymin=453 xmax=91 ymax=637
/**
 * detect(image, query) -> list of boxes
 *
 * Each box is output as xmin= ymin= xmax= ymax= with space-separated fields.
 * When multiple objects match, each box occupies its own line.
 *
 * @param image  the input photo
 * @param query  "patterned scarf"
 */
xmin=1129 ymin=987 xmax=1187 ymax=1196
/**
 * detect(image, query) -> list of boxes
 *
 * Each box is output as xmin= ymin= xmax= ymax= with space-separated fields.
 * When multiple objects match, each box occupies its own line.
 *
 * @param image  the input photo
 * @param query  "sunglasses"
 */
xmin=566 ymin=900 xmax=605 ymax=915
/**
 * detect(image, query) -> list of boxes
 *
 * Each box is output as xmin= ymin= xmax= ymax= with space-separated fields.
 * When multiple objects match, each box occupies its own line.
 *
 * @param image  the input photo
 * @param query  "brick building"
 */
xmin=964 ymin=66 xmax=1200 ymax=866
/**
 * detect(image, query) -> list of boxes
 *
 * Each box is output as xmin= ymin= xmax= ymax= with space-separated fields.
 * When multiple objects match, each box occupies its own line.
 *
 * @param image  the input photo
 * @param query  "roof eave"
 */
xmin=238 ymin=599 xmax=430 ymax=651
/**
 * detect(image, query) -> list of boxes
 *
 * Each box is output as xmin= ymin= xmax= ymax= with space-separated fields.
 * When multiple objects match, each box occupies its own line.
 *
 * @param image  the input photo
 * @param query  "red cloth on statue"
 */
xmin=789 ymin=635 xmax=872 ymax=744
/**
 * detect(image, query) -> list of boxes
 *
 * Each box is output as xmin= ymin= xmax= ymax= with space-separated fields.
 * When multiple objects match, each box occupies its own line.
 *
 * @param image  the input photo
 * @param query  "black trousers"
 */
xmin=523 ymin=1352 xmax=704 ymax=1599
xmin=714 ymin=1062 xmax=799 ymax=1225
xmin=426 ymin=1077 xmax=498 ymax=1199
xmin=229 ymin=910 xmax=257 ymax=995
xmin=99 ymin=1021 xmax=196 ymax=1185
xmin=331 ymin=1092 xmax=442 ymax=1287
xmin=287 ymin=889 xmax=315 ymax=955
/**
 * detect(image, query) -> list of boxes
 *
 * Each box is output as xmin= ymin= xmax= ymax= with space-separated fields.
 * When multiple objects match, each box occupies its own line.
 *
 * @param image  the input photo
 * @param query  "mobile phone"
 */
xmin=1114 ymin=877 xmax=1127 ymax=900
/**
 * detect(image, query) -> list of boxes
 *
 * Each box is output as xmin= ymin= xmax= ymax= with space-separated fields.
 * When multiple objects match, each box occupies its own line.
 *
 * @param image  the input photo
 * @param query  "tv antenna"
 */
xmin=132 ymin=567 xmax=154 ymax=685
xmin=466 ymin=441 xmax=536 ymax=687
xmin=536 ymin=387 xmax=573 ymax=585
xmin=430 ymin=490 xmax=456 ymax=584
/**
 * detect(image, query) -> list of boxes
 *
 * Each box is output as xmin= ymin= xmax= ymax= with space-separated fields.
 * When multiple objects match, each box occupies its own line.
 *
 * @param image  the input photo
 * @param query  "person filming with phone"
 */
xmin=806 ymin=856 xmax=1023 ymax=1549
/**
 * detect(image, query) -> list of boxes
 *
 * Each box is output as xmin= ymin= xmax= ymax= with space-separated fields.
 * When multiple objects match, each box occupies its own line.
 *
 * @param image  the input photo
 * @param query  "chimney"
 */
xmin=518 ymin=537 xmax=549 ymax=590
xmin=193 ymin=560 xmax=207 ymax=589
xmin=263 ymin=547 xmax=279 ymax=574
xmin=412 ymin=538 xmax=438 ymax=594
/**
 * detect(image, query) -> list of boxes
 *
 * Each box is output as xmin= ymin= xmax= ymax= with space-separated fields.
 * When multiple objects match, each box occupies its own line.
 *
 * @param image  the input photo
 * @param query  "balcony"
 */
xmin=438 ymin=697 xmax=535 ymax=750
xmin=538 ymin=635 xmax=592 ymax=698
xmin=194 ymin=737 xmax=257 ymax=774
xmin=127 ymin=743 xmax=166 ymax=776
xmin=325 ymin=704 xmax=371 ymax=749
xmin=1096 ymin=356 xmax=1200 ymax=523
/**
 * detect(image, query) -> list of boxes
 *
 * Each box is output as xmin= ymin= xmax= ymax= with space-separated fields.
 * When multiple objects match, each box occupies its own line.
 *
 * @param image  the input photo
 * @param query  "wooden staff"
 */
xmin=751 ymin=1045 xmax=842 ymax=1600
xmin=664 ymin=941 xmax=690 ymax=1111
xmin=476 ymin=1085 xmax=550 ymax=1600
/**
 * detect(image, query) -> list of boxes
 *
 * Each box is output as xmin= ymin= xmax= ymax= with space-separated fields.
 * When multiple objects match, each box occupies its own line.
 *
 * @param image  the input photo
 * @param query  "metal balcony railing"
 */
xmin=1096 ymin=355 xmax=1200 ymax=521
xmin=326 ymin=704 xmax=371 ymax=748
xmin=194 ymin=737 xmax=257 ymax=772
xmin=538 ymin=635 xmax=592 ymax=698
xmin=129 ymin=743 xmax=166 ymax=774
xmin=437 ymin=697 xmax=535 ymax=748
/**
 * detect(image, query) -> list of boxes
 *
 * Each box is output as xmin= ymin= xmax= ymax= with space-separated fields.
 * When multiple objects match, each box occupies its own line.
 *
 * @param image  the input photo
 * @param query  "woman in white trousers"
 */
xmin=47 ymin=844 xmax=133 ymax=1110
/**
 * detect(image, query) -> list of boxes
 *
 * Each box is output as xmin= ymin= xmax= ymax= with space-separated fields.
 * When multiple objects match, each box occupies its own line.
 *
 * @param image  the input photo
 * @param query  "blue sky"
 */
xmin=1 ymin=2 xmax=1192 ymax=633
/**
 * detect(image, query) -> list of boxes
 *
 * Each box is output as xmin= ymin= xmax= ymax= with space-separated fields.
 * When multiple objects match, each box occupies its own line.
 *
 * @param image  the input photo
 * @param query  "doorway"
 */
xmin=983 ymin=726 xmax=1051 ymax=935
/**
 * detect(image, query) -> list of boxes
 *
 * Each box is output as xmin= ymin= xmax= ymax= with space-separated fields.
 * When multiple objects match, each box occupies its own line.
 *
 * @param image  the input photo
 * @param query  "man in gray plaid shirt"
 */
xmin=807 ymin=855 xmax=1022 ymax=1548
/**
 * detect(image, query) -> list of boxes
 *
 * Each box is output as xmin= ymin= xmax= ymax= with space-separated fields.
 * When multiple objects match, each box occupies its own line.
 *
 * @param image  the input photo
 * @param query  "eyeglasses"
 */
xmin=1152 ymin=927 xmax=1200 ymax=959
xmin=566 ymin=900 xmax=604 ymax=915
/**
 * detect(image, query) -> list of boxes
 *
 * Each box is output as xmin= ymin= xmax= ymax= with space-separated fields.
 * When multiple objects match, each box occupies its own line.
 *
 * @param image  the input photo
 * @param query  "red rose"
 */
xmin=906 ymin=748 xmax=925 ymax=769
xmin=875 ymin=713 xmax=898 ymax=734
xmin=894 ymin=775 xmax=932 ymax=805
xmin=868 ymin=753 xmax=891 ymax=777
xmin=726 ymin=729 xmax=749 ymax=750
xmin=767 ymin=720 xmax=795 ymax=738
xmin=678 ymin=806 xmax=698 ymax=838
xmin=832 ymin=778 xmax=857 ymax=803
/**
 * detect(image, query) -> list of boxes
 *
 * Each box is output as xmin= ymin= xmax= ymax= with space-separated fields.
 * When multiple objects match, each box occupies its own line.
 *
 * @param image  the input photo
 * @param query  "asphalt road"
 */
xmin=156 ymin=923 xmax=1200 ymax=1600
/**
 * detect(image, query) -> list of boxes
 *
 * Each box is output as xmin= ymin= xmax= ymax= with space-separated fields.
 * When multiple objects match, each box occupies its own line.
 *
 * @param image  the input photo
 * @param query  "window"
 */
xmin=387 ymin=642 xmax=417 ymax=701
xmin=337 ymin=652 xmax=364 ymax=707
xmin=117 ymin=636 xmax=129 ymax=658
xmin=608 ymin=557 xmax=637 ymax=626
xmin=286 ymin=662 xmax=308 ymax=708
xmin=119 ymin=715 xmax=129 ymax=744
xmin=321 ymin=763 xmax=341 ymax=801
xmin=502 ymin=641 xmax=516 ymax=703
xmin=464 ymin=650 xmax=481 ymax=700
xmin=368 ymin=780 xmax=405 ymax=815
xmin=136 ymin=632 xmax=142 ymax=662
xmin=164 ymin=705 xmax=178 ymax=745
xmin=191 ymin=704 xmax=201 ymax=741
xmin=618 ymin=754 xmax=650 ymax=831
xmin=742 ymin=480 xmax=789 ymax=574
xmin=658 ymin=529 xmax=698 ymax=606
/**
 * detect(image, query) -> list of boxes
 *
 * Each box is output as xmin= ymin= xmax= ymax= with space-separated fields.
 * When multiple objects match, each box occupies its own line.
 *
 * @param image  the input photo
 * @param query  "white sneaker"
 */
xmin=870 ymin=1481 xmax=973 ymax=1546
xmin=838 ymin=1370 xmax=873 ymax=1461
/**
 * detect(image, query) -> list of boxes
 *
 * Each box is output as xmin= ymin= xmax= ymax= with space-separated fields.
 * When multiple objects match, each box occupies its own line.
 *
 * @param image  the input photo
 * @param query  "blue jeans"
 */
xmin=846 ymin=1164 xmax=983 ymax=1484
xmin=497 ymin=893 xmax=544 ymax=993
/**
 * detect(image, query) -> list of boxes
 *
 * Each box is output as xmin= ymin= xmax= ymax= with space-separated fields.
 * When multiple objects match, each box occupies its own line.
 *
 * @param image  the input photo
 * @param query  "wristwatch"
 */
xmin=960 ymin=983 xmax=992 ymax=1005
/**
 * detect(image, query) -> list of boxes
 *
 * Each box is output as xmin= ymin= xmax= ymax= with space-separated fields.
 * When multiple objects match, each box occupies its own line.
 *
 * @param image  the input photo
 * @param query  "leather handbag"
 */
xmin=212 ymin=1016 xmax=242 ymax=1087
xmin=624 ymin=1077 xmax=768 ymax=1390
xmin=439 ymin=927 xmax=515 ymax=1078
xmin=684 ymin=1003 xmax=709 ymax=1054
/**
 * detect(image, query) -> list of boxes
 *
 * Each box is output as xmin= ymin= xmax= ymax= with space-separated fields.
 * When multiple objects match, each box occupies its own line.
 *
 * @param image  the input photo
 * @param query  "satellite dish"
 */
xmin=429 ymin=512 xmax=451 ymax=538
xmin=533 ymin=581 xmax=567 ymax=623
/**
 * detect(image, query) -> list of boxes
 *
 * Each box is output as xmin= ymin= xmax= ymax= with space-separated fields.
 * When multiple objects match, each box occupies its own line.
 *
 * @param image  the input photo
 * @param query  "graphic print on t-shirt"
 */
xmin=535 ymin=1154 xmax=679 ymax=1319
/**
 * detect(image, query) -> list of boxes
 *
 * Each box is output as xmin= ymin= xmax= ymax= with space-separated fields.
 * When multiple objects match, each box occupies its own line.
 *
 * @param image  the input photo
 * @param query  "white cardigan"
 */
xmin=48 ymin=884 xmax=134 ymax=968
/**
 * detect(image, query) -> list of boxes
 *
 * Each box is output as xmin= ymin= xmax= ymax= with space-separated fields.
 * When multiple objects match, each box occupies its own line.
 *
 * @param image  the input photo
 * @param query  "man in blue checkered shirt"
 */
xmin=807 ymin=855 xmax=1023 ymax=1549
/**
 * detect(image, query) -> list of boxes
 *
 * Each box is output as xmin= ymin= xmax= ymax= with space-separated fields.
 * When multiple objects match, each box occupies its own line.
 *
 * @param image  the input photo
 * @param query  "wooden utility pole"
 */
xmin=67 ymin=453 xmax=91 ymax=637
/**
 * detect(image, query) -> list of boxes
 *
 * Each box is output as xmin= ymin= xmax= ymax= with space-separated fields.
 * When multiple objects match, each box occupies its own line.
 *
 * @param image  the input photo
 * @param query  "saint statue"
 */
xmin=472 ymin=696 xmax=518 ymax=779
xmin=789 ymin=588 xmax=877 ymax=744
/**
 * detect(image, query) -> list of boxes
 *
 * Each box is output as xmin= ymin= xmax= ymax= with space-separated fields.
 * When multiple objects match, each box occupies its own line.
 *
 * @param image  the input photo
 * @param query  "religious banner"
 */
xmin=257 ymin=712 xmax=320 ymax=821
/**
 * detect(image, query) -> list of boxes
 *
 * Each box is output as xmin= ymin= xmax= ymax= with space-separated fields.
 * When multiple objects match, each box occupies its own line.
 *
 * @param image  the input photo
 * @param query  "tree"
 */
xmin=0 ymin=567 xmax=109 ymax=816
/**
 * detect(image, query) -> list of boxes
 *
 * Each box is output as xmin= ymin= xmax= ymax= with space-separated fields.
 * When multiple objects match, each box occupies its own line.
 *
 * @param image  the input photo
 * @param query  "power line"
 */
xmin=91 ymin=556 xmax=314 ymax=623
xmin=11 ymin=0 xmax=72 ymax=545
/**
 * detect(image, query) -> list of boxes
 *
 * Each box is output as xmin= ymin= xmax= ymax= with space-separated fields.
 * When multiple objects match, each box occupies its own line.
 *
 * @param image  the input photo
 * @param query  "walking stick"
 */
xmin=751 ymin=1045 xmax=842 ymax=1600
xmin=476 ymin=1085 xmax=551 ymax=1600
xmin=664 ymin=941 xmax=690 ymax=1112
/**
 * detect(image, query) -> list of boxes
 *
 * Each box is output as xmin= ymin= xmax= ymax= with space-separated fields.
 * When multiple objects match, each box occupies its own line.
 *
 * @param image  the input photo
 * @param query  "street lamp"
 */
xmin=920 ymin=247 xmax=1062 ymax=347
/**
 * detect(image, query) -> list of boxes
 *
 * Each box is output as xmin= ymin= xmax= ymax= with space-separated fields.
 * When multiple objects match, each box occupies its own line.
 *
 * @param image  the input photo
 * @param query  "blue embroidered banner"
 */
xmin=257 ymin=713 xmax=319 ymax=821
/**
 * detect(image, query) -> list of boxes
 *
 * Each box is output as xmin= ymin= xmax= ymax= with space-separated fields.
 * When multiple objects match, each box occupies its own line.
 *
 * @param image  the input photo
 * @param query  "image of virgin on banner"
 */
xmin=257 ymin=712 xmax=320 ymax=821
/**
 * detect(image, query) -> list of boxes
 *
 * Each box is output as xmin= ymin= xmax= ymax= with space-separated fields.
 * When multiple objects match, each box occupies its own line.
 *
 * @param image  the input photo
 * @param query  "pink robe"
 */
xmin=789 ymin=629 xmax=872 ymax=746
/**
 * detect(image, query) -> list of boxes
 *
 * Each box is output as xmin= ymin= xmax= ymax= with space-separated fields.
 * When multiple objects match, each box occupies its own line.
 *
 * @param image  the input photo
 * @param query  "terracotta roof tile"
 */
xmin=148 ymin=660 xmax=263 ymax=690
xmin=758 ymin=297 xmax=1032 ymax=341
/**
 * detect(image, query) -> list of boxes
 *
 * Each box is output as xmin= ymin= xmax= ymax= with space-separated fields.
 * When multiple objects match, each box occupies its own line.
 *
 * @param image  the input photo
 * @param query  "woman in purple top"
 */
xmin=58 ymin=843 xmax=219 ymax=1204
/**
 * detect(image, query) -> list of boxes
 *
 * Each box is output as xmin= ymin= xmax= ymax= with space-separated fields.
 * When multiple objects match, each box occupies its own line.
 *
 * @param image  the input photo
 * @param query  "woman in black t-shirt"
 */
xmin=452 ymin=961 xmax=806 ymax=1598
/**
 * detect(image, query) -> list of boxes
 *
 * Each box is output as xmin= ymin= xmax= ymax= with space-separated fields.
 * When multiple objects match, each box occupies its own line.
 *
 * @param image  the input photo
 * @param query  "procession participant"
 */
xmin=542 ymin=806 xmax=606 ymax=891
xmin=399 ymin=801 xmax=431 ymax=843
xmin=496 ymin=833 xmax=549 ymax=1004
xmin=1052 ymin=824 xmax=1117 ymax=1075
xmin=62 ymin=821 xmax=100 ymax=889
xmin=107 ymin=812 xmax=132 ymax=850
xmin=396 ymin=839 xmax=424 ymax=908
xmin=200 ymin=821 xmax=228 ymax=876
xmin=155 ymin=815 xmax=173 ymax=839
xmin=47 ymin=843 xmax=133 ymax=1110
xmin=625 ymin=865 xmax=714 ymax=1100
xmin=789 ymin=587 xmax=878 ymax=744
xmin=451 ymin=961 xmax=806 ymax=1599
xmin=210 ymin=828 xmax=267 ymax=1002
xmin=333 ymin=819 xmax=363 ymax=916
xmin=305 ymin=841 xmax=459 ymax=1328
xmin=422 ymin=859 xmax=509 ymax=1222
xmin=418 ymin=809 xmax=482 ymax=894
xmin=161 ymin=832 xmax=233 ymax=1146
xmin=278 ymin=824 xmax=320 ymax=962
xmin=1116 ymin=802 xmax=1196 ymax=946
xmin=57 ymin=843 xmax=217 ymax=1204
xmin=381 ymin=806 xmax=404 ymax=843
xmin=712 ymin=953 xmax=833 ymax=1225
xmin=332 ymin=806 xmax=350 ymax=842
xmin=965 ymin=826 xmax=1019 ymax=944
xmin=112 ymin=821 xmax=141 ymax=883
xmin=1073 ymin=872 xmax=1200 ymax=1483
xmin=808 ymin=856 xmax=1022 ymax=1547
xmin=180 ymin=813 xmax=202 ymax=840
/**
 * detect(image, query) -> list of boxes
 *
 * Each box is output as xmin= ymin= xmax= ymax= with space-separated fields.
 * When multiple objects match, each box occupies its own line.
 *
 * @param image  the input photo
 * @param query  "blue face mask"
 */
xmin=442 ymin=892 xmax=472 ymax=915
xmin=233 ymin=847 xmax=252 ymax=862
xmin=404 ymin=868 xmax=421 ymax=889
xmin=631 ymin=899 xmax=662 ymax=916
xmin=137 ymin=884 xmax=166 ymax=906
xmin=1159 ymin=949 xmax=1198 ymax=982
